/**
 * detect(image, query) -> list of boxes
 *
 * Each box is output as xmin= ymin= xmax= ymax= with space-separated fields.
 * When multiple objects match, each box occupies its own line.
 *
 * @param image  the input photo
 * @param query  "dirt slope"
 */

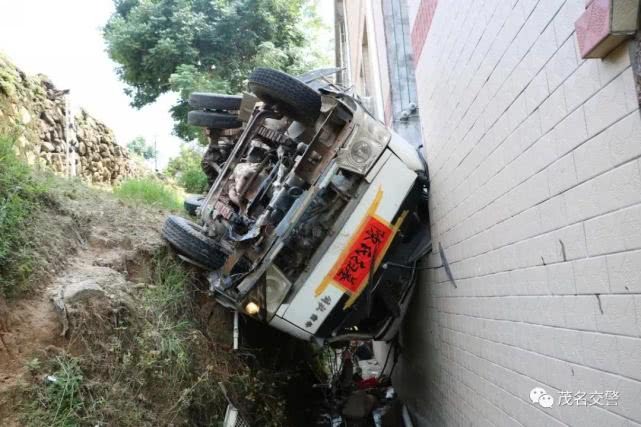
xmin=0 ymin=181 xmax=166 ymax=423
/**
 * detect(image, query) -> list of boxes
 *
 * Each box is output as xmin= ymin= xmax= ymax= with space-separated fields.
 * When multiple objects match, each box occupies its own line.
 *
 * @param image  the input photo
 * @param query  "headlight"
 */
xmin=350 ymin=140 xmax=373 ymax=164
xmin=265 ymin=265 xmax=292 ymax=320
xmin=336 ymin=107 xmax=390 ymax=175
xmin=245 ymin=302 xmax=260 ymax=315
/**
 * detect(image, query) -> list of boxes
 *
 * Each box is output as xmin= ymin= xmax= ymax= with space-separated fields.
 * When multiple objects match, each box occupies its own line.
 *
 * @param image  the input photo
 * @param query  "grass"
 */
xmin=0 ymin=134 xmax=48 ymax=297
xmin=177 ymin=166 xmax=208 ymax=194
xmin=0 ymin=62 xmax=18 ymax=98
xmin=19 ymin=250 xmax=306 ymax=426
xmin=113 ymin=178 xmax=182 ymax=211
xmin=20 ymin=250 xmax=229 ymax=426
xmin=0 ymin=132 xmax=96 ymax=298
xmin=24 ymin=355 xmax=85 ymax=427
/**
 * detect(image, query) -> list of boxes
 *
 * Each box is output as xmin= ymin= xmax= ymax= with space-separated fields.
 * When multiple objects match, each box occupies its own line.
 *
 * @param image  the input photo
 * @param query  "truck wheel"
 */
xmin=183 ymin=195 xmax=204 ymax=216
xmin=248 ymin=68 xmax=321 ymax=124
xmin=162 ymin=215 xmax=229 ymax=270
xmin=188 ymin=111 xmax=242 ymax=129
xmin=189 ymin=93 xmax=242 ymax=111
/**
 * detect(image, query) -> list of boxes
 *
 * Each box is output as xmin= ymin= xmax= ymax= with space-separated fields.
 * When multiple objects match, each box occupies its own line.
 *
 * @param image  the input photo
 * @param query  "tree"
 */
xmin=104 ymin=0 xmax=330 ymax=140
xmin=165 ymin=143 xmax=208 ymax=193
xmin=126 ymin=136 xmax=156 ymax=160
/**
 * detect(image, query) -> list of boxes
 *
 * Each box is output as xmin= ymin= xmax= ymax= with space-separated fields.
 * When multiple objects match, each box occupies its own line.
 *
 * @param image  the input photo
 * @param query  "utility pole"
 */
xmin=154 ymin=135 xmax=158 ymax=172
xmin=62 ymin=89 xmax=75 ymax=177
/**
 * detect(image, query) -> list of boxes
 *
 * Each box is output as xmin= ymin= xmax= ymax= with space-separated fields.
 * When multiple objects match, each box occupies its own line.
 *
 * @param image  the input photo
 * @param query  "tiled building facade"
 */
xmin=337 ymin=0 xmax=641 ymax=425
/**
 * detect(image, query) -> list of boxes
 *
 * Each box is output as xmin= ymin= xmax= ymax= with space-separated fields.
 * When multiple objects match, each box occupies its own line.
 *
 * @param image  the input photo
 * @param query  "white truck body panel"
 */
xmin=277 ymin=152 xmax=417 ymax=334
xmin=388 ymin=131 xmax=423 ymax=171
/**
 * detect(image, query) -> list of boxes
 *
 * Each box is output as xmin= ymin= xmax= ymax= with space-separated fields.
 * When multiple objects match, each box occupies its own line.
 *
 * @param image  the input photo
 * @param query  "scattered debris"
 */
xmin=312 ymin=341 xmax=414 ymax=426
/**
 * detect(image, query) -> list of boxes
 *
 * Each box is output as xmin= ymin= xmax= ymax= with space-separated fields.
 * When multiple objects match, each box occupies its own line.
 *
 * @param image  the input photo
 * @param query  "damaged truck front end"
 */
xmin=163 ymin=68 xmax=430 ymax=343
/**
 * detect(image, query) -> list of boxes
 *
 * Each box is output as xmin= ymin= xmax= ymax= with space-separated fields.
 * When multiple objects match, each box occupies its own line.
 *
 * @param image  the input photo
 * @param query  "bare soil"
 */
xmin=0 ymin=182 xmax=167 ymax=423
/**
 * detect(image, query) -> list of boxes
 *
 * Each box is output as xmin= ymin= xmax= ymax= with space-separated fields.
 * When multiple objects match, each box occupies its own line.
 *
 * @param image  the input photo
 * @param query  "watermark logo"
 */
xmin=558 ymin=390 xmax=619 ymax=407
xmin=530 ymin=387 xmax=554 ymax=408
xmin=530 ymin=388 xmax=619 ymax=408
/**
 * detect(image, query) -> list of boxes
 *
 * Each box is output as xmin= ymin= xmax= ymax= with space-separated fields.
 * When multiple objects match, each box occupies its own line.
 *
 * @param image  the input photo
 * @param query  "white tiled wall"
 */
xmin=397 ymin=0 xmax=641 ymax=425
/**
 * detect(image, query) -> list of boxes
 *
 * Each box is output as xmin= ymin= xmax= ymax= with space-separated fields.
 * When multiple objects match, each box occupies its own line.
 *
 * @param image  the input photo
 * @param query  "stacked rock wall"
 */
xmin=0 ymin=53 xmax=144 ymax=184
xmin=73 ymin=109 xmax=138 ymax=183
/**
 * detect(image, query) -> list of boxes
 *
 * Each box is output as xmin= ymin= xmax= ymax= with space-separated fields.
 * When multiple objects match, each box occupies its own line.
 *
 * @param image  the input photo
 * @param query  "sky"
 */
xmin=0 ymin=0 xmax=335 ymax=169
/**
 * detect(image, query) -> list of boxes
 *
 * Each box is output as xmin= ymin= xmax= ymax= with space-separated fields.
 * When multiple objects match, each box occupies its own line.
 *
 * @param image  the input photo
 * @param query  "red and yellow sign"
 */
xmin=332 ymin=216 xmax=392 ymax=292
xmin=315 ymin=188 xmax=408 ymax=308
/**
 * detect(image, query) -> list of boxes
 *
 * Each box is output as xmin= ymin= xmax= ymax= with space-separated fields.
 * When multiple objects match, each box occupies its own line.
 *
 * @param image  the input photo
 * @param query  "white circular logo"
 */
xmin=539 ymin=394 xmax=554 ymax=408
xmin=530 ymin=387 xmax=554 ymax=408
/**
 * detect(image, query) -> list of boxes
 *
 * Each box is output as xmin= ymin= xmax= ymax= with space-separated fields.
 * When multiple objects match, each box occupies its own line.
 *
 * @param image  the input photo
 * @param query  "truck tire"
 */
xmin=187 ymin=111 xmax=242 ymax=129
xmin=189 ymin=93 xmax=242 ymax=111
xmin=183 ymin=195 xmax=204 ymax=216
xmin=162 ymin=215 xmax=229 ymax=270
xmin=248 ymin=68 xmax=321 ymax=124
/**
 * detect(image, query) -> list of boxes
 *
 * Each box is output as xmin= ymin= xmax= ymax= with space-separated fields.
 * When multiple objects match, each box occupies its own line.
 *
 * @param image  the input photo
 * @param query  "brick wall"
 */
xmin=396 ymin=0 xmax=641 ymax=425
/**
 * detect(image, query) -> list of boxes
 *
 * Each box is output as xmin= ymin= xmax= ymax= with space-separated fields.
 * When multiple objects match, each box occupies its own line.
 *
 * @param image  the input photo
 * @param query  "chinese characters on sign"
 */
xmin=558 ymin=390 xmax=619 ymax=407
xmin=304 ymin=295 xmax=333 ymax=328
xmin=313 ymin=188 xmax=406 ymax=320
xmin=530 ymin=387 xmax=619 ymax=408
xmin=332 ymin=216 xmax=392 ymax=293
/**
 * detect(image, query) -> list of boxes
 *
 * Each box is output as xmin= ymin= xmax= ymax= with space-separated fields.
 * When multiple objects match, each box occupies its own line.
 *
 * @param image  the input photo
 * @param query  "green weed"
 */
xmin=24 ymin=355 xmax=85 ymax=427
xmin=0 ymin=66 xmax=18 ymax=98
xmin=0 ymin=134 xmax=48 ymax=296
xmin=113 ymin=178 xmax=182 ymax=211
xmin=146 ymin=250 xmax=193 ymax=318
xmin=20 ymin=250 xmax=219 ymax=425
xmin=177 ymin=166 xmax=208 ymax=194
xmin=21 ymin=249 xmax=300 ymax=426
xmin=137 ymin=251 xmax=195 ymax=390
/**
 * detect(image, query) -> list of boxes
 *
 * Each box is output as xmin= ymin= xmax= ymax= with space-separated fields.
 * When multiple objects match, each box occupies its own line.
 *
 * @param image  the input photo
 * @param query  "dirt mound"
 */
xmin=0 ymin=178 xmax=166 ymax=423
xmin=0 ymin=176 xmax=319 ymax=426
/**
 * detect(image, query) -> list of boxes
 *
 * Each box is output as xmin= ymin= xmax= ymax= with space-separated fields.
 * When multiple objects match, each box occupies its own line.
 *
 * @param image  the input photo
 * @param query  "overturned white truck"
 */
xmin=163 ymin=68 xmax=431 ymax=343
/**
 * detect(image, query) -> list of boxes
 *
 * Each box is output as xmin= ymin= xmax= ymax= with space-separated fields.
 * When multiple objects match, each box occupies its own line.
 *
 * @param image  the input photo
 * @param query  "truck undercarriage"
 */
xmin=162 ymin=68 xmax=431 ymax=344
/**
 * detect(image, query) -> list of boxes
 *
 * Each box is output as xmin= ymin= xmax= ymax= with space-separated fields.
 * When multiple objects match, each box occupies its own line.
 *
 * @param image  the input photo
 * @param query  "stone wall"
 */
xmin=73 ymin=109 xmax=140 ymax=184
xmin=0 ymin=53 xmax=144 ymax=184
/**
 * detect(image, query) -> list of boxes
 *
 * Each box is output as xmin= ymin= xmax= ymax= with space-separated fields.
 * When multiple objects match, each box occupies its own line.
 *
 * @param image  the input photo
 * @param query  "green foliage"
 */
xmin=0 ymin=67 xmax=18 ymax=98
xmin=146 ymin=251 xmax=192 ymax=319
xmin=20 ymin=248 xmax=310 ymax=426
xmin=136 ymin=253 xmax=194 ymax=385
xmin=0 ymin=55 xmax=21 ymax=98
xmin=166 ymin=144 xmax=208 ymax=193
xmin=21 ymin=251 xmax=229 ymax=426
xmin=104 ymin=0 xmax=331 ymax=139
xmin=104 ymin=0 xmax=306 ymax=106
xmin=165 ymin=144 xmax=203 ymax=176
xmin=126 ymin=136 xmax=156 ymax=160
xmin=0 ymin=135 xmax=48 ymax=297
xmin=24 ymin=356 xmax=85 ymax=427
xmin=21 ymin=251 xmax=198 ymax=425
xmin=113 ymin=178 xmax=182 ymax=210
xmin=178 ymin=167 xmax=208 ymax=194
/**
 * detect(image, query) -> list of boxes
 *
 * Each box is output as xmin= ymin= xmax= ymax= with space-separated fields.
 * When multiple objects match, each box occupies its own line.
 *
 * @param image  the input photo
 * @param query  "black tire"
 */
xmin=188 ymin=111 xmax=242 ymax=129
xmin=162 ymin=215 xmax=229 ymax=270
xmin=189 ymin=93 xmax=242 ymax=111
xmin=247 ymin=68 xmax=321 ymax=124
xmin=184 ymin=195 xmax=204 ymax=216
